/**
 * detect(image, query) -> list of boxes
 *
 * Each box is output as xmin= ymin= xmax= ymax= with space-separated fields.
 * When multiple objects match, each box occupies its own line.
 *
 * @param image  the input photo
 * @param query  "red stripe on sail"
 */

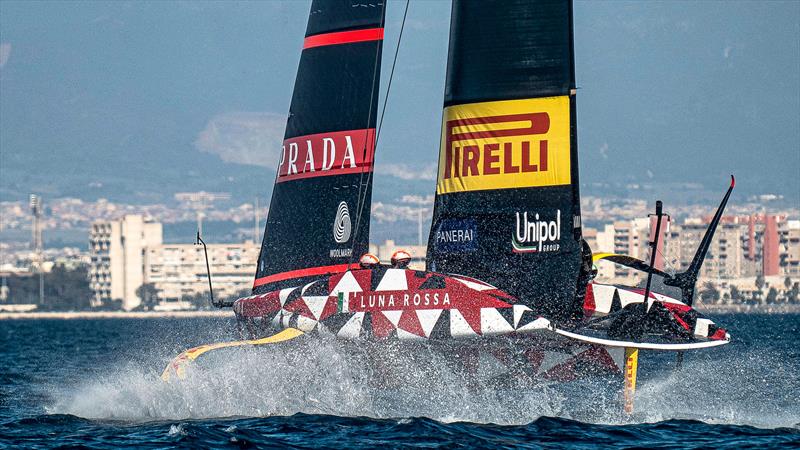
xmin=303 ymin=28 xmax=384 ymax=49
xmin=253 ymin=264 xmax=360 ymax=288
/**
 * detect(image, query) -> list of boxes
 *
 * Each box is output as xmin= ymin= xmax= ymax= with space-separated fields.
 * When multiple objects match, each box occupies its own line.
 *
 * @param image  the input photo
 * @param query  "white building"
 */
xmin=583 ymin=224 xmax=616 ymax=282
xmin=668 ymin=220 xmax=745 ymax=280
xmin=779 ymin=220 xmax=800 ymax=278
xmin=89 ymin=215 xmax=162 ymax=310
xmin=585 ymin=218 xmax=652 ymax=285
xmin=145 ymin=242 xmax=260 ymax=309
xmin=89 ymin=214 xmax=261 ymax=310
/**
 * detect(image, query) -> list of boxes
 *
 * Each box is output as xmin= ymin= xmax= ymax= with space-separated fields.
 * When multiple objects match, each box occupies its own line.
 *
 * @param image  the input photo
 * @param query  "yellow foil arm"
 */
xmin=161 ymin=327 xmax=305 ymax=382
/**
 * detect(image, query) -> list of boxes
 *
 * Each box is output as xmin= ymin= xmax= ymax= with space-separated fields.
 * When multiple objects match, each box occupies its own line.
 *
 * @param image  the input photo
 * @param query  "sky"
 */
xmin=1 ymin=0 xmax=798 ymax=203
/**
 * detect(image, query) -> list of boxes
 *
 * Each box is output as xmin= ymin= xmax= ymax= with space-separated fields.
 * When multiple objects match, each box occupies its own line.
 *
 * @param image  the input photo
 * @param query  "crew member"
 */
xmin=572 ymin=239 xmax=597 ymax=319
xmin=359 ymin=253 xmax=380 ymax=269
xmin=390 ymin=250 xmax=412 ymax=269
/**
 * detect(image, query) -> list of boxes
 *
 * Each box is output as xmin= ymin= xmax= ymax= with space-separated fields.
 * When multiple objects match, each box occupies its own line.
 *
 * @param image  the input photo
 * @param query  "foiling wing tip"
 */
xmin=730 ymin=174 xmax=735 ymax=188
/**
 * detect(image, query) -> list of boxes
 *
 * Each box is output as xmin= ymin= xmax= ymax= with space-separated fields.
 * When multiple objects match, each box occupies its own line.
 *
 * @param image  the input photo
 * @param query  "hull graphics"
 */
xmin=237 ymin=268 xmax=534 ymax=340
xmin=228 ymin=269 xmax=728 ymax=385
xmin=235 ymin=268 xmax=729 ymax=346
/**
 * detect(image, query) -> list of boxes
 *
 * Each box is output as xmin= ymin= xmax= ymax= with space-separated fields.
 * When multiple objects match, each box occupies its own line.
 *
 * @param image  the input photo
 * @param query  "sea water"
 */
xmin=1 ymin=314 xmax=798 ymax=448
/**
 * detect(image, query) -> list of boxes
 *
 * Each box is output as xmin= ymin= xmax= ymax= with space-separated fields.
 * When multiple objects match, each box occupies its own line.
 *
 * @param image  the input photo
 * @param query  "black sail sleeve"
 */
xmin=254 ymin=0 xmax=385 ymax=293
xmin=426 ymin=0 xmax=583 ymax=322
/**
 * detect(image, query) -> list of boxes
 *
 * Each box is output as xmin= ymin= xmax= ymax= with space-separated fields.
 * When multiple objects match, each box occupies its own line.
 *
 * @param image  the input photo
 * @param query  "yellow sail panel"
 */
xmin=436 ymin=96 xmax=571 ymax=195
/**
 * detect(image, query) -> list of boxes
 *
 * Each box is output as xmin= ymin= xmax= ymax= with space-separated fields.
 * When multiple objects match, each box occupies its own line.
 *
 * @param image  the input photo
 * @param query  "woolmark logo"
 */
xmin=512 ymin=210 xmax=561 ymax=253
xmin=333 ymin=201 xmax=352 ymax=244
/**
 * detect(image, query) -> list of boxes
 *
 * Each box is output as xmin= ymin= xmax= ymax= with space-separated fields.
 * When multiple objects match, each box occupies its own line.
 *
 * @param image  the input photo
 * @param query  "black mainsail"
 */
xmin=426 ymin=0 xmax=583 ymax=322
xmin=254 ymin=0 xmax=385 ymax=294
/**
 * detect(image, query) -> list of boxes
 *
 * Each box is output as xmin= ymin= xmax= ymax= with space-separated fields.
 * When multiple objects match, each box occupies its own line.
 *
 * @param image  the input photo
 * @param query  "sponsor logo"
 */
xmin=435 ymin=218 xmax=477 ymax=253
xmin=333 ymin=201 xmax=352 ymax=243
xmin=333 ymin=202 xmax=353 ymax=244
xmin=329 ymin=248 xmax=352 ymax=258
xmin=512 ymin=210 xmax=561 ymax=253
xmin=330 ymin=201 xmax=353 ymax=258
xmin=350 ymin=291 xmax=451 ymax=311
xmin=278 ymin=128 xmax=375 ymax=182
xmin=436 ymin=96 xmax=571 ymax=194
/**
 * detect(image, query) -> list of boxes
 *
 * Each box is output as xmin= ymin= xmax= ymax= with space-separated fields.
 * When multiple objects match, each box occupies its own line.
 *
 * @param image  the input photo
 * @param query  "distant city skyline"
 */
xmin=1 ymin=0 xmax=798 ymax=203
xmin=4 ymin=207 xmax=799 ymax=311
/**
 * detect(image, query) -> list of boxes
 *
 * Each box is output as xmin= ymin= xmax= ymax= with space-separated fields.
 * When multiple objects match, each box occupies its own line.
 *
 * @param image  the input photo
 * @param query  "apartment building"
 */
xmin=582 ymin=224 xmax=616 ymax=281
xmin=145 ymin=242 xmax=260 ymax=309
xmin=669 ymin=220 xmax=745 ymax=279
xmin=780 ymin=220 xmax=800 ymax=278
xmin=583 ymin=213 xmax=799 ymax=285
xmin=608 ymin=218 xmax=651 ymax=284
xmin=89 ymin=214 xmax=259 ymax=310
xmin=89 ymin=215 xmax=162 ymax=310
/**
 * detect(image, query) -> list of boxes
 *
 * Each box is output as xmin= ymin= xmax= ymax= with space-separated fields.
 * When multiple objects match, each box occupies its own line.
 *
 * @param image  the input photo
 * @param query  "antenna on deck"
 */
xmin=196 ymin=230 xmax=221 ymax=308
xmin=643 ymin=201 xmax=669 ymax=311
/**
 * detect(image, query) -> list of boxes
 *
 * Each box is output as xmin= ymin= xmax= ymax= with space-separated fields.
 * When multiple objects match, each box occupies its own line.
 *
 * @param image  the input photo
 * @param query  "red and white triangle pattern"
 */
xmin=234 ymin=269 xmax=626 ymax=379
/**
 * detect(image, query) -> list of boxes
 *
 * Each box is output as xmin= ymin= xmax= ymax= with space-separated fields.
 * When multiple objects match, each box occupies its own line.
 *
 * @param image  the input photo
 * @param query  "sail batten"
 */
xmin=427 ymin=0 xmax=582 ymax=322
xmin=254 ymin=0 xmax=385 ymax=293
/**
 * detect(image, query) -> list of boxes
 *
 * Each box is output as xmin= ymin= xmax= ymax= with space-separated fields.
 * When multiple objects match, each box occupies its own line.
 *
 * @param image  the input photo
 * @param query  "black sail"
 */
xmin=254 ymin=0 xmax=385 ymax=293
xmin=426 ymin=0 xmax=582 ymax=322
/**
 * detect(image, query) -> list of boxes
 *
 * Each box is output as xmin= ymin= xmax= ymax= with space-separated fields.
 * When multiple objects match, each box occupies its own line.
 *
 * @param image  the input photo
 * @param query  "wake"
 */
xmin=46 ymin=334 xmax=799 ymax=428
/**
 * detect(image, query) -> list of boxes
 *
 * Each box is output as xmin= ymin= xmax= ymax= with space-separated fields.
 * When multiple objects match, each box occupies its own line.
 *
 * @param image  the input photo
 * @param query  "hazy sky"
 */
xmin=1 ymin=1 xmax=798 ymax=201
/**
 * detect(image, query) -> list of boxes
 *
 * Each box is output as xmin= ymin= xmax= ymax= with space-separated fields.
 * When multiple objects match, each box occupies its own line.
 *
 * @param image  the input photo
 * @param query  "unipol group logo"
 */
xmin=333 ymin=201 xmax=352 ymax=244
xmin=437 ymin=96 xmax=571 ymax=195
xmin=512 ymin=210 xmax=561 ymax=253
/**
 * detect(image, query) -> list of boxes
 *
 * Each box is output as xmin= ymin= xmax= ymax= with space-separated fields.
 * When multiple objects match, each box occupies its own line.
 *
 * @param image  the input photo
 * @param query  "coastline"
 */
xmin=694 ymin=303 xmax=800 ymax=314
xmin=0 ymin=310 xmax=235 ymax=320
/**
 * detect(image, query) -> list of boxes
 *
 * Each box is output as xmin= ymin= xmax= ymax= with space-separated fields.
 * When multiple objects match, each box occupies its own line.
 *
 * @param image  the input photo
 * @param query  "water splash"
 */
xmin=46 ymin=333 xmax=799 ymax=428
xmin=635 ymin=350 xmax=800 ymax=428
xmin=48 ymin=336 xmax=567 ymax=424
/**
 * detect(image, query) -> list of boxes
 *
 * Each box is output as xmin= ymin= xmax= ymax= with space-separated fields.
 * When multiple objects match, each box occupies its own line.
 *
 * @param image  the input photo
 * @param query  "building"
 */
xmin=89 ymin=215 xmax=162 ymax=310
xmin=668 ymin=220 xmax=745 ymax=280
xmin=88 ymin=214 xmax=261 ymax=310
xmin=145 ymin=242 xmax=260 ymax=309
xmin=583 ymin=217 xmax=672 ymax=285
xmin=583 ymin=225 xmax=616 ymax=281
xmin=604 ymin=218 xmax=652 ymax=284
xmin=714 ymin=214 xmax=788 ymax=277
xmin=779 ymin=220 xmax=800 ymax=278
xmin=674 ymin=214 xmax=798 ymax=280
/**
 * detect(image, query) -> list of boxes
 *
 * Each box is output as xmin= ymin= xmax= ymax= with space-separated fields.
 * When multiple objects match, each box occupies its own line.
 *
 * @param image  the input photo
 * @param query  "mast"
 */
xmin=426 ymin=0 xmax=583 ymax=322
xmin=253 ymin=0 xmax=386 ymax=294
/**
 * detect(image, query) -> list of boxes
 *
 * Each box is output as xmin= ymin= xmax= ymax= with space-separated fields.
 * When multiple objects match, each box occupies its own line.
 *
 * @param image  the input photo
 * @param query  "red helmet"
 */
xmin=390 ymin=250 xmax=412 ymax=268
xmin=359 ymin=253 xmax=380 ymax=268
